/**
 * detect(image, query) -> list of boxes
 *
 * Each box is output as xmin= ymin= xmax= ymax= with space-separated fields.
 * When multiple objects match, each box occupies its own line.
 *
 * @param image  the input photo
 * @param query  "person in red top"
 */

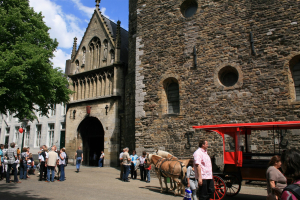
xmin=145 ymin=155 xmax=151 ymax=183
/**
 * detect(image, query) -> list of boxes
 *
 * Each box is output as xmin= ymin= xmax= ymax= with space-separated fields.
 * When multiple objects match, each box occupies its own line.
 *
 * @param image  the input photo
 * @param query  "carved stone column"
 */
xmin=105 ymin=72 xmax=110 ymax=96
xmin=85 ymin=77 xmax=89 ymax=99
xmin=73 ymin=81 xmax=77 ymax=101
xmin=109 ymin=72 xmax=114 ymax=95
xmin=69 ymin=79 xmax=74 ymax=101
xmin=102 ymin=73 xmax=107 ymax=96
xmin=113 ymin=64 xmax=123 ymax=96
xmin=78 ymin=79 xmax=82 ymax=100
xmin=80 ymin=79 xmax=84 ymax=100
xmin=93 ymin=76 xmax=97 ymax=97
xmin=91 ymin=77 xmax=94 ymax=98
xmin=90 ymin=48 xmax=94 ymax=70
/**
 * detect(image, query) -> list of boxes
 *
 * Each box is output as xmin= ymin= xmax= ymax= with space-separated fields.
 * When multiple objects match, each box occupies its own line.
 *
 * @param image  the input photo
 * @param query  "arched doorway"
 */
xmin=77 ymin=117 xmax=104 ymax=166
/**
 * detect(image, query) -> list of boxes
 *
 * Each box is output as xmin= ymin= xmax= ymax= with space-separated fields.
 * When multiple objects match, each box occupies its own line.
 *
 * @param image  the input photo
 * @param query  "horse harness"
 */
xmin=155 ymin=157 xmax=185 ymax=179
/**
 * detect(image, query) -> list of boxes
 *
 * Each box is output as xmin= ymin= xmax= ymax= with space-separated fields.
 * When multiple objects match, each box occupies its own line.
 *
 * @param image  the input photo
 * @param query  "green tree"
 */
xmin=0 ymin=0 xmax=73 ymax=120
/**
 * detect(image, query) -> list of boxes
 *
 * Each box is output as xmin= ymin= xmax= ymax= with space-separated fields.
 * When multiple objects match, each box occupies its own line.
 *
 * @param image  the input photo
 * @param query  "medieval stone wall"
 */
xmin=123 ymin=0 xmax=138 ymax=152
xmin=128 ymin=0 xmax=300 ymax=160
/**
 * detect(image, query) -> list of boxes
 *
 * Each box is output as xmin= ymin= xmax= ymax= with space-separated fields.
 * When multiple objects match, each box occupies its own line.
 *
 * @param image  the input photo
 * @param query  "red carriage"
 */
xmin=193 ymin=121 xmax=300 ymax=200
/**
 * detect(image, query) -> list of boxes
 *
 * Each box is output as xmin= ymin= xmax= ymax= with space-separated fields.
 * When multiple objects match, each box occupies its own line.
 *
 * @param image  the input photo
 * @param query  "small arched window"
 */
xmin=293 ymin=62 xmax=300 ymax=101
xmin=167 ymin=82 xmax=179 ymax=114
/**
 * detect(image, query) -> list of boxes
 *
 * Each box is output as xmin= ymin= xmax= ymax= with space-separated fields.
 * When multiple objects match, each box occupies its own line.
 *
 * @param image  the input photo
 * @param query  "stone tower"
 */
xmin=128 ymin=0 xmax=300 ymax=159
xmin=65 ymin=1 xmax=128 ymax=166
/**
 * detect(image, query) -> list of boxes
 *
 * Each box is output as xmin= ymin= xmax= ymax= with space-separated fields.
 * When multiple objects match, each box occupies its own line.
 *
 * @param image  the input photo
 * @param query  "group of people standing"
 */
xmin=0 ymin=144 xmax=36 ymax=182
xmin=119 ymin=148 xmax=151 ymax=183
xmin=0 ymin=142 xmax=67 ymax=183
xmin=38 ymin=145 xmax=67 ymax=182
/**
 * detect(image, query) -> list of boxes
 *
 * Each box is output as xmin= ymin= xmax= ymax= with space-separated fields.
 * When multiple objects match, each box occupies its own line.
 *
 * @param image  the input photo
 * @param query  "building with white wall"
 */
xmin=0 ymin=104 xmax=66 ymax=155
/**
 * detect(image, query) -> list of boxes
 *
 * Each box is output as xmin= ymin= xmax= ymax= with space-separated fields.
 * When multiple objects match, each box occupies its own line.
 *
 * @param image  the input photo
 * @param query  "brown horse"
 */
xmin=145 ymin=154 xmax=187 ymax=195
xmin=156 ymin=150 xmax=191 ymax=193
xmin=156 ymin=150 xmax=190 ymax=166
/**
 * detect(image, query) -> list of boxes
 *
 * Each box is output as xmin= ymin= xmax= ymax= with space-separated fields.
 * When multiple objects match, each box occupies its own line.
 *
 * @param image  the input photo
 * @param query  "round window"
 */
xmin=180 ymin=0 xmax=198 ymax=18
xmin=219 ymin=66 xmax=239 ymax=87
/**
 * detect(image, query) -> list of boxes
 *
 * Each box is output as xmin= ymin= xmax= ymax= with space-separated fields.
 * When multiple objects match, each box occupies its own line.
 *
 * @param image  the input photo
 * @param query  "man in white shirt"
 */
xmin=119 ymin=148 xmax=125 ymax=179
xmin=45 ymin=146 xmax=58 ymax=182
xmin=122 ymin=148 xmax=131 ymax=182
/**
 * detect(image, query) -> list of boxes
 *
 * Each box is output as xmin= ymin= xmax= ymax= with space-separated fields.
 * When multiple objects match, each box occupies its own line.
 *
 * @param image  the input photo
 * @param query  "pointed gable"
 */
xmin=70 ymin=8 xmax=128 ymax=74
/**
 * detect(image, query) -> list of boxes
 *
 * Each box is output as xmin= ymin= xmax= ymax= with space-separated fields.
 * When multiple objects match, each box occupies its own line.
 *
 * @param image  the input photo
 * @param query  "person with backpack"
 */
xmin=19 ymin=147 xmax=28 ymax=180
xmin=38 ymin=145 xmax=48 ymax=181
xmin=281 ymin=148 xmax=300 ymax=200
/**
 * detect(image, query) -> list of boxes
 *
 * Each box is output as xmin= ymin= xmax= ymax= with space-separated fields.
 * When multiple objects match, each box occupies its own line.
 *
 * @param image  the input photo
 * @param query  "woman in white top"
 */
xmin=58 ymin=148 xmax=66 ymax=181
xmin=138 ymin=151 xmax=147 ymax=181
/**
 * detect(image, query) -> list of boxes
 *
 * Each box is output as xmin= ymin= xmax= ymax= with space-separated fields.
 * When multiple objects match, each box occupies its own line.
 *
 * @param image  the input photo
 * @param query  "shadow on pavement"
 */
xmin=0 ymin=183 xmax=50 ymax=200
xmin=223 ymin=194 xmax=267 ymax=200
xmin=139 ymin=186 xmax=182 ymax=197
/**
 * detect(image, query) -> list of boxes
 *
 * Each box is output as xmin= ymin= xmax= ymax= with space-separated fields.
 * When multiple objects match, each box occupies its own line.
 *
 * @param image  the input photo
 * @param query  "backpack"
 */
xmin=41 ymin=151 xmax=46 ymax=161
xmin=283 ymin=184 xmax=300 ymax=199
xmin=21 ymin=153 xmax=27 ymax=164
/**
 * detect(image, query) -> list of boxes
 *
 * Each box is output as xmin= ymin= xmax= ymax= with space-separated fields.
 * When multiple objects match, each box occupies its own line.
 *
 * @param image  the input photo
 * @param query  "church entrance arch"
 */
xmin=77 ymin=117 xmax=104 ymax=166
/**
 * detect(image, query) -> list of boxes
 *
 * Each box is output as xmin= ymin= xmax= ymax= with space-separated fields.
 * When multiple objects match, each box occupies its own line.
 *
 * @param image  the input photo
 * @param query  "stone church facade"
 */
xmin=65 ymin=1 xmax=128 ymax=166
xmin=65 ymin=0 xmax=300 ymax=166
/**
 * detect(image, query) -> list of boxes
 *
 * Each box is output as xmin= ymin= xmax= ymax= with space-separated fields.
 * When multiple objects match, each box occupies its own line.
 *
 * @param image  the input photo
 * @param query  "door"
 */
xmin=60 ymin=131 xmax=65 ymax=149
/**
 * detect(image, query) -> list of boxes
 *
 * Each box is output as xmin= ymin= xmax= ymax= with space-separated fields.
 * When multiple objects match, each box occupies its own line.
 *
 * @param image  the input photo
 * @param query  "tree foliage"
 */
xmin=0 ymin=0 xmax=73 ymax=120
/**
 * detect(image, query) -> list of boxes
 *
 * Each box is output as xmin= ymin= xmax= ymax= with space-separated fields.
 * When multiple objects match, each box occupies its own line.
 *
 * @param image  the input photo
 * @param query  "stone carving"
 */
xmin=82 ymin=47 xmax=86 ymax=65
xmin=103 ymin=41 xmax=108 ymax=60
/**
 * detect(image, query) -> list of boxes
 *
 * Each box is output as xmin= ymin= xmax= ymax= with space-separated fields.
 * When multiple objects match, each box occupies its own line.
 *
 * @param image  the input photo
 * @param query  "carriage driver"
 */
xmin=193 ymin=140 xmax=214 ymax=200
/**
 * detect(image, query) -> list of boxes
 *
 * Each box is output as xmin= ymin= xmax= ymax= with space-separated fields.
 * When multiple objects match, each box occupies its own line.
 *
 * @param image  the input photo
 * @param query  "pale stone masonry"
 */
xmin=65 ymin=6 xmax=128 ymax=166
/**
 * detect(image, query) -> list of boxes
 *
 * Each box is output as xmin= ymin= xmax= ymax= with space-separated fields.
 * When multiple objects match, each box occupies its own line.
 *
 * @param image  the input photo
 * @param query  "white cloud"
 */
xmin=70 ymin=0 xmax=94 ymax=18
xmin=52 ymin=49 xmax=71 ymax=71
xmin=29 ymin=0 xmax=84 ymax=49
xmin=100 ymin=7 xmax=111 ymax=20
xmin=29 ymin=0 xmax=86 ymax=71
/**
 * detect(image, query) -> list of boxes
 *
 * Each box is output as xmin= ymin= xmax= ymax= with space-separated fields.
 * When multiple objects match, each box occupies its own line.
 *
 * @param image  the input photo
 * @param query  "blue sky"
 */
xmin=29 ymin=0 xmax=129 ymax=71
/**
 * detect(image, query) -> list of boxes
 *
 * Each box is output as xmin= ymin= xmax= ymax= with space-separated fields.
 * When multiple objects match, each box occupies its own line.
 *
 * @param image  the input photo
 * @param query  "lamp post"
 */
xmin=20 ymin=118 xmax=29 ymax=150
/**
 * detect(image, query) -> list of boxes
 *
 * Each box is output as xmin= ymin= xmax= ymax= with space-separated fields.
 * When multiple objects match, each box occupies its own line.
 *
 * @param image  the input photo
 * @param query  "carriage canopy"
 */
xmin=193 ymin=121 xmax=300 ymax=167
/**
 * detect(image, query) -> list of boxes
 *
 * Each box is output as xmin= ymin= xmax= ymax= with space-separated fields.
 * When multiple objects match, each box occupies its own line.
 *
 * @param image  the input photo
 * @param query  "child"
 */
xmin=187 ymin=160 xmax=198 ymax=200
xmin=145 ymin=163 xmax=151 ymax=183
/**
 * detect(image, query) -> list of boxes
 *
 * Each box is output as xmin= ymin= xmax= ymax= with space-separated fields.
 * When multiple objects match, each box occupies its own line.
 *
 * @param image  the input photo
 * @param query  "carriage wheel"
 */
xmin=224 ymin=174 xmax=241 ymax=197
xmin=210 ymin=175 xmax=226 ymax=200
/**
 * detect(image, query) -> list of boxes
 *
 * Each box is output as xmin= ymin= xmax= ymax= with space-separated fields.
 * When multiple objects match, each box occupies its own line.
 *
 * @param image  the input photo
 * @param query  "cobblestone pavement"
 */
xmin=0 ymin=166 xmax=267 ymax=200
